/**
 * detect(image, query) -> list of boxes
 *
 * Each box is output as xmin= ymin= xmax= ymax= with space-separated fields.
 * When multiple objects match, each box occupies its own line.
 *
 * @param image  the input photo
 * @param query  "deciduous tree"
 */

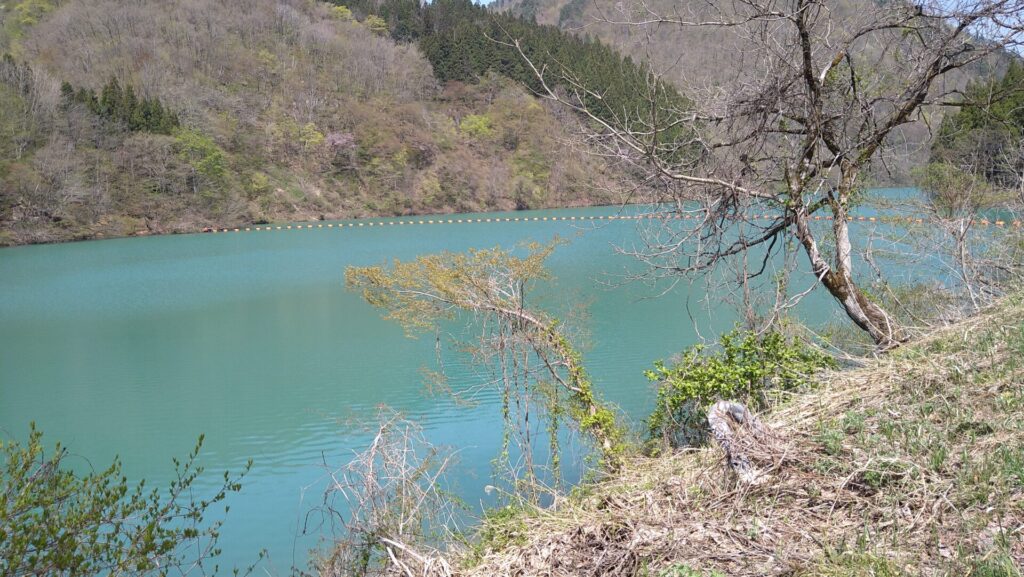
xmin=0 ymin=425 xmax=251 ymax=577
xmin=512 ymin=0 xmax=1024 ymax=348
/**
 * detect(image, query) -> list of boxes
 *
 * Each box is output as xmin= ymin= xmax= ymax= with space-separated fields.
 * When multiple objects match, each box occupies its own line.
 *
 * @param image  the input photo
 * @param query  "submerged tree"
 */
xmin=509 ymin=0 xmax=1024 ymax=349
xmin=345 ymin=242 xmax=626 ymax=491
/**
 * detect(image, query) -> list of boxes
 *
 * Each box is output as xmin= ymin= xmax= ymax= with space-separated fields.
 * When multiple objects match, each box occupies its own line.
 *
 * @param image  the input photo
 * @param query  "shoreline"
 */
xmin=0 ymin=202 xmax=643 ymax=248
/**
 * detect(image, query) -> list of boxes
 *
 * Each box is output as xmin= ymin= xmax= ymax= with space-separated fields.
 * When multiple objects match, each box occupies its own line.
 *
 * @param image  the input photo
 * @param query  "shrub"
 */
xmin=645 ymin=329 xmax=836 ymax=449
xmin=459 ymin=114 xmax=494 ymax=139
xmin=364 ymin=15 xmax=388 ymax=36
xmin=332 ymin=5 xmax=354 ymax=21
xmin=0 ymin=424 xmax=250 ymax=577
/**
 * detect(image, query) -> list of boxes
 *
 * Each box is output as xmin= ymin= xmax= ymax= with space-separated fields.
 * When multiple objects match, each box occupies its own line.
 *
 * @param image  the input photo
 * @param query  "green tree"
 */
xmin=59 ymin=81 xmax=74 ymax=104
xmin=121 ymin=84 xmax=139 ymax=129
xmin=932 ymin=62 xmax=1024 ymax=192
xmin=99 ymin=76 xmax=123 ymax=119
xmin=0 ymin=425 xmax=250 ymax=577
xmin=459 ymin=113 xmax=493 ymax=138
xmin=174 ymin=128 xmax=227 ymax=196
xmin=299 ymin=122 xmax=325 ymax=149
xmin=346 ymin=242 xmax=627 ymax=483
xmin=364 ymin=15 xmax=388 ymax=36
xmin=332 ymin=5 xmax=353 ymax=21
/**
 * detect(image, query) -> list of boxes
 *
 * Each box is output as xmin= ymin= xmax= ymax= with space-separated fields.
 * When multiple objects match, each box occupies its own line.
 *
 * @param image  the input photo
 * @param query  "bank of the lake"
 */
xmin=460 ymin=292 xmax=1024 ymax=576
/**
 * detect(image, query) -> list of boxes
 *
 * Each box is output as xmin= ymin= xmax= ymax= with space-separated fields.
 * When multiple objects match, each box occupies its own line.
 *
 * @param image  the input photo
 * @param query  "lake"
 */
xmin=0 ymin=202 xmax=873 ymax=572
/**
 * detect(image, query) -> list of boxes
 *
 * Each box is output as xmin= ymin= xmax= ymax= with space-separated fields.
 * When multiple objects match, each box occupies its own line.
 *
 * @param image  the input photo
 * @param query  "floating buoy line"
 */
xmin=202 ymin=212 xmax=1023 ymax=234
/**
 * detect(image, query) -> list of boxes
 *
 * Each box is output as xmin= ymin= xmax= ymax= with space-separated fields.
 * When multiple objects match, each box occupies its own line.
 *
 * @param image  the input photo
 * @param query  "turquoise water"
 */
xmin=0 ymin=204 xmax=852 ymax=572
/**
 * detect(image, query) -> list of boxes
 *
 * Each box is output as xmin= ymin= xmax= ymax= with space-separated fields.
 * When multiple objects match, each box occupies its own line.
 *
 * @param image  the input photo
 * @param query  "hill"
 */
xmin=1 ymin=0 xmax=1014 ymax=246
xmin=451 ymin=292 xmax=1024 ymax=575
xmin=494 ymin=0 xmax=1014 ymax=185
xmin=0 ymin=0 xmax=620 ymax=245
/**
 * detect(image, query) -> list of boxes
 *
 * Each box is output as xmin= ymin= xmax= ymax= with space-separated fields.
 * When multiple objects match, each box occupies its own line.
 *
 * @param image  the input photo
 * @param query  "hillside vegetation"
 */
xmin=1 ymin=0 xmax=1015 ymax=245
xmin=457 ymin=293 xmax=1024 ymax=576
xmin=494 ymin=0 xmax=1012 ymax=184
xmin=0 ymin=0 xmax=620 ymax=245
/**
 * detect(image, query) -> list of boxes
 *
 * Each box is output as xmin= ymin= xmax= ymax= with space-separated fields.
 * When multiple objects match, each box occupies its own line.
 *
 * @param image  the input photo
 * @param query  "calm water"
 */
xmin=0 ymin=203 xmax=872 ymax=572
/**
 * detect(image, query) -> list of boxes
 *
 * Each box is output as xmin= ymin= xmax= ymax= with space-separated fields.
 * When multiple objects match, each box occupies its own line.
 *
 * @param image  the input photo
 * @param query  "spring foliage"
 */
xmin=645 ymin=329 xmax=836 ymax=449
xmin=346 ymin=243 xmax=627 ymax=475
xmin=335 ymin=0 xmax=691 ymax=135
xmin=0 ymin=425 xmax=249 ymax=577
xmin=0 ymin=0 xmax=616 ymax=245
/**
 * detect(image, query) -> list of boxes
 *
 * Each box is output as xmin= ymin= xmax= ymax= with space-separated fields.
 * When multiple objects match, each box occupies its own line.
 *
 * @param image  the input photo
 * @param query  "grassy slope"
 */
xmin=464 ymin=293 xmax=1024 ymax=576
xmin=0 ymin=0 xmax=616 ymax=246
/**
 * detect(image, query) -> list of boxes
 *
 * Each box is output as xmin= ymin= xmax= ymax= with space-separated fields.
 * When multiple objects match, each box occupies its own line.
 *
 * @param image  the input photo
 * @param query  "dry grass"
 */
xmin=453 ymin=293 xmax=1024 ymax=577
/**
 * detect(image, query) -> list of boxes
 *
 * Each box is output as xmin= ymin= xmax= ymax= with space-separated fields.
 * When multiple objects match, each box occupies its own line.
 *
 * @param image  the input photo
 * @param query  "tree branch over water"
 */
xmin=345 ymin=241 xmax=627 ymax=479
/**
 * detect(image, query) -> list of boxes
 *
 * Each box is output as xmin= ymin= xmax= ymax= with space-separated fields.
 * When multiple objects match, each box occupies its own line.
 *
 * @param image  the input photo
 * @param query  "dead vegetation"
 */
xmin=451 ymin=292 xmax=1024 ymax=576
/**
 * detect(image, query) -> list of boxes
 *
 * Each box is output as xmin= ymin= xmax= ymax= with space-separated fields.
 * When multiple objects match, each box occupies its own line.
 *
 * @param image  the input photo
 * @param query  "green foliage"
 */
xmin=174 ymin=128 xmax=226 ymax=183
xmin=3 ymin=0 xmax=57 ymax=43
xmin=459 ymin=113 xmax=494 ymax=138
xmin=557 ymin=0 xmax=588 ymax=28
xmin=332 ymin=5 xmax=353 ymax=20
xmin=248 ymin=171 xmax=271 ymax=198
xmin=931 ymin=61 xmax=1024 ymax=188
xmin=912 ymin=161 xmax=1002 ymax=218
xmin=63 ymin=76 xmax=180 ymax=135
xmin=299 ymin=122 xmax=325 ymax=149
xmin=335 ymin=0 xmax=692 ymax=143
xmin=0 ymin=0 xmax=613 ymax=244
xmin=970 ymin=553 xmax=1023 ymax=577
xmin=363 ymin=14 xmax=389 ymax=35
xmin=345 ymin=243 xmax=628 ymax=470
xmin=645 ymin=329 xmax=836 ymax=449
xmin=0 ymin=424 xmax=250 ymax=577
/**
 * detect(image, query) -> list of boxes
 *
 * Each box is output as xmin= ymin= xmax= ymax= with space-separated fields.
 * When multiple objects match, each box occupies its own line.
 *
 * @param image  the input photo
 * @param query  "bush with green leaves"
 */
xmin=0 ymin=424 xmax=251 ymax=577
xmin=645 ymin=329 xmax=836 ymax=450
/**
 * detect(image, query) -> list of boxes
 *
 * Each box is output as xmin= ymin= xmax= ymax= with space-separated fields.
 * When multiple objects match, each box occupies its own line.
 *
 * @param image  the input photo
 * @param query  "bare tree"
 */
xmin=913 ymin=159 xmax=1021 ymax=313
xmin=314 ymin=410 xmax=459 ymax=577
xmin=509 ymin=0 xmax=1024 ymax=349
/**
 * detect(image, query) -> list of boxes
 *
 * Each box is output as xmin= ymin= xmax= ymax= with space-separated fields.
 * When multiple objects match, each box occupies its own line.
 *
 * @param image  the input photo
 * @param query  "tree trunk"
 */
xmin=793 ymin=203 xmax=904 ymax=350
xmin=819 ymin=267 xmax=904 ymax=349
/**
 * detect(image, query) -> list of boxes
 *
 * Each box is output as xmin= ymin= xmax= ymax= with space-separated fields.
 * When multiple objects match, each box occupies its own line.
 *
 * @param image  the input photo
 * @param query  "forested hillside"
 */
xmin=0 ymin=0 xmax=633 ymax=245
xmin=493 ymin=0 xmax=1013 ymax=183
xmin=1 ymin=0 xmax=1015 ymax=245
xmin=340 ymin=0 xmax=688 ymax=131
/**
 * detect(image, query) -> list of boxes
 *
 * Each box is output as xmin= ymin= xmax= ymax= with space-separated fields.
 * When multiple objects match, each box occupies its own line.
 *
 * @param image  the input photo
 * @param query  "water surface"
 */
xmin=0 ymin=203 xmax=858 ymax=571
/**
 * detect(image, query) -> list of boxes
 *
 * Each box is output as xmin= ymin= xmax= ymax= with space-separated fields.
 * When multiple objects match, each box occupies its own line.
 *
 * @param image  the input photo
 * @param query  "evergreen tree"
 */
xmin=62 ymin=77 xmax=179 ymax=135
xmin=328 ymin=0 xmax=692 ymax=132
xmin=122 ymin=84 xmax=139 ymax=130
xmin=931 ymin=62 xmax=1024 ymax=187
xmin=99 ymin=76 xmax=123 ymax=119
xmin=60 ymin=80 xmax=74 ymax=104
